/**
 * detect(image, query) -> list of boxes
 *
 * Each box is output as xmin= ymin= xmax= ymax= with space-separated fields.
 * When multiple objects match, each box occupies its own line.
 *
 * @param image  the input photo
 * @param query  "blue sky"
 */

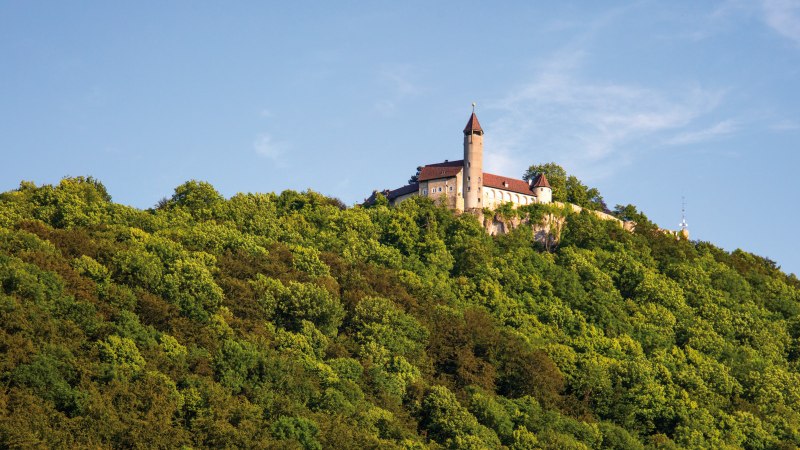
xmin=2 ymin=1 xmax=799 ymax=276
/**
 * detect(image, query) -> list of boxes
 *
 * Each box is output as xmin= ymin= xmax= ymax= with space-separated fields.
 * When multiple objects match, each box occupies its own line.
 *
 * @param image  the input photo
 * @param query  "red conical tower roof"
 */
xmin=463 ymin=112 xmax=483 ymax=135
xmin=532 ymin=172 xmax=551 ymax=188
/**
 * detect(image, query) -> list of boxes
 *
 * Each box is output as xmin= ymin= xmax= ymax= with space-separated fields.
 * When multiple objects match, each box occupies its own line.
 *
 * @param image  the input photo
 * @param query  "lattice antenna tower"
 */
xmin=679 ymin=196 xmax=688 ymax=231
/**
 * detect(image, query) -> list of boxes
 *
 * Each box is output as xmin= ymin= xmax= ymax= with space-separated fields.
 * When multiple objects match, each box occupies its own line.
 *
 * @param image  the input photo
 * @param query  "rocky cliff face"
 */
xmin=482 ymin=212 xmax=564 ymax=250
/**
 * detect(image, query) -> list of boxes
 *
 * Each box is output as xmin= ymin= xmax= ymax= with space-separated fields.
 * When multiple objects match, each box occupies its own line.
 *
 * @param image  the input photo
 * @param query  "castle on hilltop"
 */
xmin=368 ymin=110 xmax=554 ymax=212
xmin=367 ymin=109 xmax=686 ymax=239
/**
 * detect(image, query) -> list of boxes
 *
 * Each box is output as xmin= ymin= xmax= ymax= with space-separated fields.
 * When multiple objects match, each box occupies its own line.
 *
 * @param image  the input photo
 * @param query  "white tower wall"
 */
xmin=534 ymin=186 xmax=552 ymax=204
xmin=463 ymin=124 xmax=483 ymax=211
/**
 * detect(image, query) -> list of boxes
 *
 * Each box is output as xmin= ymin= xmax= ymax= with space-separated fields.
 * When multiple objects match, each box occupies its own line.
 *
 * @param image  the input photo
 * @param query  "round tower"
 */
xmin=463 ymin=107 xmax=484 ymax=211
xmin=531 ymin=173 xmax=552 ymax=204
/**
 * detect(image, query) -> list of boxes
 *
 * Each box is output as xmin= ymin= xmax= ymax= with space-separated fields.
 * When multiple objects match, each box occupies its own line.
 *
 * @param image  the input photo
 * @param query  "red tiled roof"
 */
xmin=416 ymin=160 xmax=537 ymax=197
xmin=418 ymin=160 xmax=463 ymax=181
xmin=483 ymin=173 xmax=534 ymax=196
xmin=463 ymin=113 xmax=483 ymax=135
xmin=532 ymin=173 xmax=551 ymax=188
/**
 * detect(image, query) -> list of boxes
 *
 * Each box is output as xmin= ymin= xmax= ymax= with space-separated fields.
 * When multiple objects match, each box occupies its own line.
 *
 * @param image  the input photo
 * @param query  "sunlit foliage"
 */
xmin=0 ymin=176 xmax=798 ymax=448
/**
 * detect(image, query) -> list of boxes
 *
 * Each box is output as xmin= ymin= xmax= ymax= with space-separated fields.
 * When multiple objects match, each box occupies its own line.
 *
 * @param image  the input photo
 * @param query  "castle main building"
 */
xmin=371 ymin=111 xmax=553 ymax=212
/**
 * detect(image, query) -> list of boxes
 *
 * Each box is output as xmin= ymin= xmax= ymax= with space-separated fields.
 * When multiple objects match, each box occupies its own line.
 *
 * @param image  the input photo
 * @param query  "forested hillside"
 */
xmin=1 ymin=177 xmax=799 ymax=449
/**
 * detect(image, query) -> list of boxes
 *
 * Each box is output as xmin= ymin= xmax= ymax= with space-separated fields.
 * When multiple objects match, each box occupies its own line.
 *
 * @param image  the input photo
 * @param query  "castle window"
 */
xmin=438 ymin=187 xmax=442 ymax=192
xmin=422 ymin=189 xmax=428 ymax=195
xmin=449 ymin=186 xmax=453 ymax=191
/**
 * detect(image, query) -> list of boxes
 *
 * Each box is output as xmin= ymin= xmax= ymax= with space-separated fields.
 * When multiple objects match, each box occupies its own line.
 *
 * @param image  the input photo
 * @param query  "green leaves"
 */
xmin=98 ymin=335 xmax=145 ymax=381
xmin=523 ymin=163 xmax=606 ymax=210
xmin=111 ymin=249 xmax=163 ymax=290
xmin=271 ymin=416 xmax=322 ymax=450
xmin=352 ymin=296 xmax=428 ymax=359
xmin=11 ymin=351 xmax=85 ymax=414
xmin=166 ymin=180 xmax=224 ymax=220
xmin=420 ymin=385 xmax=501 ymax=448
xmin=524 ymin=163 xmax=567 ymax=202
xmin=162 ymin=257 xmax=224 ymax=322
xmin=2 ymin=177 xmax=800 ymax=448
xmin=252 ymin=275 xmax=344 ymax=337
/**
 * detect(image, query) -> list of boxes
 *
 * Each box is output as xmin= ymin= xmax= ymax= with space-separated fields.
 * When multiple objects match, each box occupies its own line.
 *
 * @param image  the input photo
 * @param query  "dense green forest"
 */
xmin=1 ymin=176 xmax=799 ymax=449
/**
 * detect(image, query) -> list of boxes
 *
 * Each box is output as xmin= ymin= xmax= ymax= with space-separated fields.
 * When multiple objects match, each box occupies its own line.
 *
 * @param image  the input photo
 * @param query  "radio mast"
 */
xmin=679 ymin=197 xmax=689 ymax=239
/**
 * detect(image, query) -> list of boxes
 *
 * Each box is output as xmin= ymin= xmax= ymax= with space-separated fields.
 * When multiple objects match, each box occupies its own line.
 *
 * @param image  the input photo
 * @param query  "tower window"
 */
xmin=423 ymin=189 xmax=428 ymax=195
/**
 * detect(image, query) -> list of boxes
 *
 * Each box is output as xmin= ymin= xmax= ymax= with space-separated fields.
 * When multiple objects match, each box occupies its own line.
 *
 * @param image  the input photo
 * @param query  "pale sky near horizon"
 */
xmin=2 ymin=1 xmax=800 ymax=276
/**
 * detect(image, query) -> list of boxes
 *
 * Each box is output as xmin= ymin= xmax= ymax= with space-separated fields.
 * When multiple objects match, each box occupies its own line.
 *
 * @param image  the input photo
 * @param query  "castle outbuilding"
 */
xmin=368 ymin=110 xmax=553 ymax=211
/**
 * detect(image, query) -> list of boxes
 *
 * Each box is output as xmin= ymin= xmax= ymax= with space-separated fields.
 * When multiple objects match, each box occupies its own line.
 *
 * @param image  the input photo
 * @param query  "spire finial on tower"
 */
xmin=463 ymin=105 xmax=483 ymax=136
